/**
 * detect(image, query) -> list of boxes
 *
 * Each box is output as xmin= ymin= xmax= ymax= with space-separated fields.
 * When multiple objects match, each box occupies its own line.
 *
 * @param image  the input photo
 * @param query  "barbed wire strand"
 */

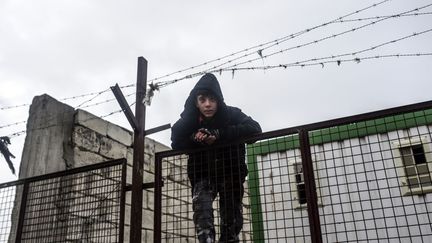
xmin=152 ymin=1 xmax=397 ymax=87
xmin=80 ymin=92 xmax=135 ymax=109
xmin=205 ymin=4 xmax=432 ymax=76
xmin=337 ymin=11 xmax=432 ymax=23
xmin=216 ymin=52 xmax=432 ymax=71
xmin=154 ymin=4 xmax=432 ymax=88
xmin=210 ymin=27 xmax=432 ymax=73
xmin=5 ymin=51 xmax=431 ymax=138
xmin=1 ymin=91 xmax=136 ymax=131
xmin=288 ymin=28 xmax=432 ymax=66
xmin=75 ymin=88 xmax=111 ymax=109
xmin=2 ymin=24 xmax=431 ymax=132
xmin=144 ymin=0 xmax=392 ymax=84
xmin=6 ymin=108 xmax=125 ymax=139
xmin=0 ymin=121 xmax=27 ymax=129
xmin=6 ymin=86 xmax=137 ymax=138
xmin=0 ymin=0 xmax=391 ymax=112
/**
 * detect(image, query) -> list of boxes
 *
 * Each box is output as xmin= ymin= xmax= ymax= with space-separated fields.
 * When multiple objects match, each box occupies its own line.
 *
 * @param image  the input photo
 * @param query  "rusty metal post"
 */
xmin=119 ymin=160 xmax=127 ymax=242
xmin=130 ymin=57 xmax=147 ymax=242
xmin=153 ymin=154 xmax=163 ymax=243
xmin=15 ymin=182 xmax=29 ymax=243
xmin=298 ymin=129 xmax=323 ymax=243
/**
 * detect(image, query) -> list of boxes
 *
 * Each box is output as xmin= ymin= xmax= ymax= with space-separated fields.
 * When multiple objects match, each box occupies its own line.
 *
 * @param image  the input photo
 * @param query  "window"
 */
xmin=288 ymin=161 xmax=322 ymax=209
xmin=392 ymin=135 xmax=432 ymax=196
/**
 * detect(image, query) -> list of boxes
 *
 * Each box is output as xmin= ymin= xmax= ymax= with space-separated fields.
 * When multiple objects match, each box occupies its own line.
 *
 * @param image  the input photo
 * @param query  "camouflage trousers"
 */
xmin=192 ymin=178 xmax=244 ymax=243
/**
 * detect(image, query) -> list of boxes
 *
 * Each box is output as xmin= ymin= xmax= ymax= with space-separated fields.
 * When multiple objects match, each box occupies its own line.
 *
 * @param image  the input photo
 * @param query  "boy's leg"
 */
xmin=218 ymin=177 xmax=244 ymax=243
xmin=192 ymin=179 xmax=217 ymax=243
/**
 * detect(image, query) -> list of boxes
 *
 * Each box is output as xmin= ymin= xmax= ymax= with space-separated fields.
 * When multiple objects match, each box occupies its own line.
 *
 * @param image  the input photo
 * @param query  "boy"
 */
xmin=171 ymin=73 xmax=261 ymax=243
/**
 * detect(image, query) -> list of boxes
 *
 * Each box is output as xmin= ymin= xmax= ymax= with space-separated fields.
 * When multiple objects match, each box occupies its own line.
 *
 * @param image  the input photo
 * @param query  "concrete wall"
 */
xmin=11 ymin=94 xmax=170 ymax=242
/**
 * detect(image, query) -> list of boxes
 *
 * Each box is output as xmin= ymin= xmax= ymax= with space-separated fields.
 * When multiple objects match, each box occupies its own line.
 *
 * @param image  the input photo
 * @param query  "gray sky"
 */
xmin=1 ymin=0 xmax=432 ymax=182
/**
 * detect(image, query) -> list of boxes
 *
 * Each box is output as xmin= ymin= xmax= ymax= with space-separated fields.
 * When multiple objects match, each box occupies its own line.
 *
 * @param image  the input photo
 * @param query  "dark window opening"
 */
xmin=412 ymin=145 xmax=427 ymax=164
xmin=297 ymin=183 xmax=307 ymax=204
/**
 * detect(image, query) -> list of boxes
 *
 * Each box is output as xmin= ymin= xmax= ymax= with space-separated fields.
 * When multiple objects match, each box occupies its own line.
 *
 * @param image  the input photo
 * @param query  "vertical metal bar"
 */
xmin=119 ymin=160 xmax=127 ymax=242
xmin=153 ymin=155 xmax=163 ymax=243
xmin=130 ymin=57 xmax=147 ymax=242
xmin=15 ymin=182 xmax=29 ymax=243
xmin=298 ymin=129 xmax=323 ymax=243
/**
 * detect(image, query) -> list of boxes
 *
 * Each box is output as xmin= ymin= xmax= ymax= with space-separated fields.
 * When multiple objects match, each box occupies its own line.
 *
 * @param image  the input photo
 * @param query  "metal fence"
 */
xmin=154 ymin=101 xmax=432 ymax=243
xmin=0 ymin=159 xmax=126 ymax=243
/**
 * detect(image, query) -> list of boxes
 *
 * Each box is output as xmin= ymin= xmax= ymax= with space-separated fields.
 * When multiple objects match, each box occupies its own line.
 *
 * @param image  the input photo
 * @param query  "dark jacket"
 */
xmin=171 ymin=73 xmax=261 ymax=184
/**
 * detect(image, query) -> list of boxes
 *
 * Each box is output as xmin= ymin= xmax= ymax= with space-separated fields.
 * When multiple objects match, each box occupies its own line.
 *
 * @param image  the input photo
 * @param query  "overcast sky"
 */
xmin=1 ymin=0 xmax=431 ymax=182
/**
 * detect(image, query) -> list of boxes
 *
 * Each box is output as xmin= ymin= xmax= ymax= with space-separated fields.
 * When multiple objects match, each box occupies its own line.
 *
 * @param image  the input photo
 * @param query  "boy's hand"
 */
xmin=193 ymin=128 xmax=218 ymax=145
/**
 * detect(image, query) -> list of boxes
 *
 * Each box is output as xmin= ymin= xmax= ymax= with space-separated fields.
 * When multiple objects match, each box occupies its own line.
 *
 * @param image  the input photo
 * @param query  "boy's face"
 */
xmin=196 ymin=94 xmax=218 ymax=118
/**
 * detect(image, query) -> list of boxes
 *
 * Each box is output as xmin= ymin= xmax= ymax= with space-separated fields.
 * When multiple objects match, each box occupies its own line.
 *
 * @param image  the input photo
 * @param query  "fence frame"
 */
xmin=0 ymin=158 xmax=127 ymax=243
xmin=153 ymin=100 xmax=432 ymax=243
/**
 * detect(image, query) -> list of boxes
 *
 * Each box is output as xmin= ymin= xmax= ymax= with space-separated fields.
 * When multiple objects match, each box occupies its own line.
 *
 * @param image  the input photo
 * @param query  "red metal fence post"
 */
xmin=130 ymin=57 xmax=147 ymax=242
xmin=299 ymin=129 xmax=323 ymax=243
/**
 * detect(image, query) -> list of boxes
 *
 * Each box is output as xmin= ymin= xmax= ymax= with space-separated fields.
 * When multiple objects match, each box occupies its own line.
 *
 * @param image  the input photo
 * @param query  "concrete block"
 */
xmin=124 ymin=206 xmax=154 ymax=230
xmin=107 ymin=122 xmax=133 ymax=146
xmin=145 ymin=190 xmax=154 ymax=210
xmin=142 ymin=209 xmax=154 ymax=229
xmin=75 ymin=109 xmax=108 ymax=136
xmin=145 ymin=136 xmax=169 ymax=152
xmin=73 ymin=147 xmax=107 ymax=167
xmin=72 ymin=125 xmax=100 ymax=153
xmin=19 ymin=94 xmax=75 ymax=178
xmin=100 ymin=136 xmax=127 ymax=159
xmin=126 ymin=150 xmax=155 ymax=174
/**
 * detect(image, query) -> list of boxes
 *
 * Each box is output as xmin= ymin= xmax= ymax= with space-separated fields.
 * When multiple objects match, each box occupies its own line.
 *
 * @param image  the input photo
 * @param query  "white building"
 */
xmin=247 ymin=108 xmax=432 ymax=242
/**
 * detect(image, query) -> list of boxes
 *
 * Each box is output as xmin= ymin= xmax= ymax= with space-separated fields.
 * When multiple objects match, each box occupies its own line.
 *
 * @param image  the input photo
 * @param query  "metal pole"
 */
xmin=299 ymin=129 xmax=323 ymax=243
xmin=130 ymin=57 xmax=147 ymax=242
xmin=15 ymin=182 xmax=29 ymax=243
xmin=153 ymin=155 xmax=163 ymax=243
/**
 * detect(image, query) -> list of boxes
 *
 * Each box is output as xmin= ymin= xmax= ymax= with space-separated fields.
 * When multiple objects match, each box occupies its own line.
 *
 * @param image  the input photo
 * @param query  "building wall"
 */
xmin=254 ymin=125 xmax=432 ymax=242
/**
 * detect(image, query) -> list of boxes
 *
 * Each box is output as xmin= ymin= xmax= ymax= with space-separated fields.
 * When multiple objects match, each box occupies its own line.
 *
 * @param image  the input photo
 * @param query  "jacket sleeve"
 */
xmin=171 ymin=118 xmax=195 ymax=150
xmin=219 ymin=107 xmax=262 ymax=141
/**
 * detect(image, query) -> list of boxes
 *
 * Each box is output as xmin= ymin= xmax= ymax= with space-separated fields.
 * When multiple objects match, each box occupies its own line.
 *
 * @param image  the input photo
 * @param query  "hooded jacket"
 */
xmin=171 ymin=73 xmax=261 ymax=183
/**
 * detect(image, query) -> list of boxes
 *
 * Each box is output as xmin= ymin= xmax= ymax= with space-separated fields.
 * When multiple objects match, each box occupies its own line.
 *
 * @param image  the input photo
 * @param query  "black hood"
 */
xmin=180 ymin=73 xmax=227 ymax=118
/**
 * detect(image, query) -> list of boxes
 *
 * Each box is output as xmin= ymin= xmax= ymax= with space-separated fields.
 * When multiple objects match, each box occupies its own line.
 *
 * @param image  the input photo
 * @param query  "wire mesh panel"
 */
xmin=158 ymin=145 xmax=255 ymax=242
xmin=0 ymin=159 xmax=126 ymax=243
xmin=310 ymin=111 xmax=432 ymax=243
xmin=247 ymin=135 xmax=313 ymax=243
xmin=155 ymin=103 xmax=432 ymax=243
xmin=0 ymin=184 xmax=20 ymax=242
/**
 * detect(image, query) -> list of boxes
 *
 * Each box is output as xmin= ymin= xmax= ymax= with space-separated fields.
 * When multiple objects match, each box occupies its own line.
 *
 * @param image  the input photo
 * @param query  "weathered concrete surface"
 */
xmin=12 ymin=94 xmax=172 ymax=243
xmin=19 ymin=94 xmax=75 ymax=177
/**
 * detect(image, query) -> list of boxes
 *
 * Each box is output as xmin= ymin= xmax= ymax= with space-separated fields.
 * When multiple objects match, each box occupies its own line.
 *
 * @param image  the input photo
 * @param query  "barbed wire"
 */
xmin=75 ymin=88 xmax=111 ymax=109
xmin=208 ymin=4 xmax=432 ymax=74
xmin=144 ymin=0 xmax=392 ymax=84
xmin=5 ymin=86 xmax=136 ymax=138
xmin=153 ymin=4 xmax=432 ymax=88
xmin=4 ymin=51 xmax=431 ymax=138
xmin=288 ymin=28 xmax=432 ymax=66
xmin=80 ymin=92 xmax=135 ymax=109
xmin=0 ymin=91 xmax=135 ymax=131
xmin=4 ymin=1 xmax=428 ymax=112
xmin=214 ymin=52 xmax=432 ymax=72
xmin=6 ymin=108 xmax=125 ymax=139
xmin=0 ymin=121 xmax=26 ymax=129
xmin=2 ymin=23 xmax=431 ymax=132
xmin=0 ymin=103 xmax=31 ymax=111
xmin=0 ymin=0 xmax=391 ymax=112
xmin=337 ymin=11 xmax=432 ymax=23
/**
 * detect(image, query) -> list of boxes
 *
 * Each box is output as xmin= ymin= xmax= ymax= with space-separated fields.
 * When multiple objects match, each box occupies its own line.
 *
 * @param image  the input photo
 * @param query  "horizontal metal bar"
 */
xmin=0 ymin=159 xmax=126 ymax=188
xmin=124 ymin=182 xmax=164 ymax=191
xmin=111 ymin=84 xmax=138 ymax=131
xmin=156 ymin=99 xmax=432 ymax=158
xmin=145 ymin=123 xmax=171 ymax=136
